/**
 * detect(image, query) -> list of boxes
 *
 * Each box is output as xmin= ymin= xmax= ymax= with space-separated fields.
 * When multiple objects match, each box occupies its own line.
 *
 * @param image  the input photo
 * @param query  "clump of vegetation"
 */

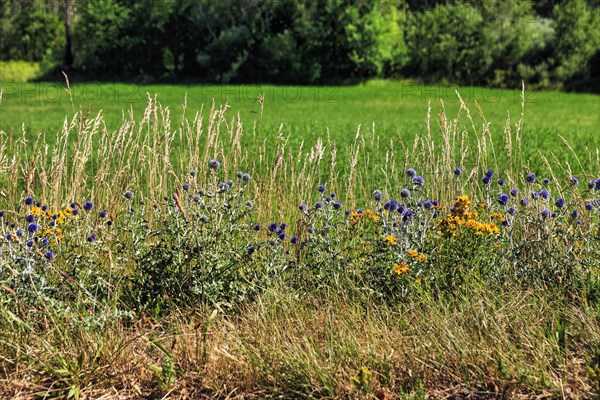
xmin=1 ymin=89 xmax=599 ymax=398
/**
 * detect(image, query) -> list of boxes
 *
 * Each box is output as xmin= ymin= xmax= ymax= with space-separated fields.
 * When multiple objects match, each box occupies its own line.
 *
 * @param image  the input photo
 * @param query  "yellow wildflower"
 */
xmin=407 ymin=249 xmax=419 ymax=258
xmin=393 ymin=262 xmax=410 ymax=276
xmin=384 ymin=235 xmax=397 ymax=246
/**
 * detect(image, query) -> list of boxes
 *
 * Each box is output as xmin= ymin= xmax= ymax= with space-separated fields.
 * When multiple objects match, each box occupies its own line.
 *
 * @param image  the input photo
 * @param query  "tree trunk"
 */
xmin=64 ymin=0 xmax=74 ymax=68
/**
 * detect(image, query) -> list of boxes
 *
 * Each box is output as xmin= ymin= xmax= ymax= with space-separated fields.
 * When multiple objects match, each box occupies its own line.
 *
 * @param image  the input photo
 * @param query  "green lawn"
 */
xmin=1 ymin=80 xmax=599 ymax=171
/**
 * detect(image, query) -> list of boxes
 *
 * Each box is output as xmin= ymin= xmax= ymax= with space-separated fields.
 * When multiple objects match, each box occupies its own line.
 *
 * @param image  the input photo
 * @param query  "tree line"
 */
xmin=1 ymin=0 xmax=599 ymax=91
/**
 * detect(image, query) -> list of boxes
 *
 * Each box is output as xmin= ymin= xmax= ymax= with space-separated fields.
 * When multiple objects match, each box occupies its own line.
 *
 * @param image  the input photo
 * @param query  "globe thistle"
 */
xmin=70 ymin=202 xmax=77 ymax=209
xmin=27 ymin=223 xmax=38 ymax=233
xmin=344 ymin=209 xmax=351 ymax=216
xmin=83 ymin=201 xmax=94 ymax=211
xmin=330 ymin=192 xmax=336 ymax=199
xmin=280 ymin=223 xmax=287 ymax=231
xmin=412 ymin=176 xmax=425 ymax=186
xmin=402 ymin=210 xmax=415 ymax=223
xmin=423 ymin=200 xmax=433 ymax=209
xmin=325 ymin=196 xmax=332 ymax=203
xmin=268 ymin=223 xmax=278 ymax=232
xmin=397 ymin=205 xmax=405 ymax=214
xmin=520 ymin=198 xmax=529 ymax=207
xmin=538 ymin=190 xmax=549 ymax=200
xmin=569 ymin=177 xmax=579 ymax=185
xmin=24 ymin=196 xmax=34 ymax=206
xmin=333 ymin=200 xmax=343 ymax=210
xmin=315 ymin=201 xmax=323 ymax=210
xmin=482 ymin=175 xmax=491 ymax=185
xmin=588 ymin=180 xmax=596 ymax=190
xmin=44 ymin=251 xmax=54 ymax=260
xmin=585 ymin=202 xmax=594 ymax=211
xmin=453 ymin=166 xmax=462 ymax=176
xmin=307 ymin=227 xmax=314 ymax=234
xmin=0 ymin=210 xmax=4 ymax=218
xmin=247 ymin=247 xmax=255 ymax=255
xmin=218 ymin=182 xmax=229 ymax=191
xmin=555 ymin=197 xmax=565 ymax=208
xmin=40 ymin=238 xmax=49 ymax=247
xmin=124 ymin=190 xmax=134 ymax=200
xmin=384 ymin=199 xmax=399 ymax=212
xmin=190 ymin=169 xmax=197 ymax=177
xmin=497 ymin=178 xmax=505 ymax=186
xmin=508 ymin=207 xmax=516 ymax=215
xmin=226 ymin=180 xmax=234 ymax=188
xmin=485 ymin=169 xmax=494 ymax=178
xmin=373 ymin=190 xmax=383 ymax=202
xmin=72 ymin=209 xmax=79 ymax=216
xmin=291 ymin=236 xmax=299 ymax=244
xmin=531 ymin=192 xmax=539 ymax=200
xmin=278 ymin=232 xmax=286 ymax=240
xmin=253 ymin=224 xmax=260 ymax=231
xmin=49 ymin=221 xmax=56 ymax=228
xmin=208 ymin=159 xmax=220 ymax=170
xmin=99 ymin=210 xmax=107 ymax=218
xmin=5 ymin=233 xmax=12 ymax=241
xmin=541 ymin=210 xmax=550 ymax=219
xmin=400 ymin=188 xmax=411 ymax=198
xmin=26 ymin=240 xmax=33 ymax=247
xmin=41 ymin=204 xmax=48 ymax=211
xmin=182 ymin=183 xmax=191 ymax=191
xmin=570 ymin=209 xmax=580 ymax=219
xmin=87 ymin=233 xmax=97 ymax=243
xmin=317 ymin=184 xmax=326 ymax=193
xmin=406 ymin=168 xmax=417 ymax=178
xmin=25 ymin=214 xmax=35 ymax=223
xmin=241 ymin=173 xmax=251 ymax=183
xmin=244 ymin=200 xmax=254 ymax=209
xmin=498 ymin=193 xmax=509 ymax=206
xmin=15 ymin=228 xmax=24 ymax=237
xmin=357 ymin=209 xmax=364 ymax=214
xmin=543 ymin=178 xmax=550 ymax=185
xmin=526 ymin=173 xmax=536 ymax=183
xmin=299 ymin=203 xmax=307 ymax=212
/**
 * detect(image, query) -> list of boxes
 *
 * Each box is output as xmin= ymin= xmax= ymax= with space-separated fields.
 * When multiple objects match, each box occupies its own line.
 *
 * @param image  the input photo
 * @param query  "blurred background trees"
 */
xmin=0 ymin=0 xmax=599 ymax=91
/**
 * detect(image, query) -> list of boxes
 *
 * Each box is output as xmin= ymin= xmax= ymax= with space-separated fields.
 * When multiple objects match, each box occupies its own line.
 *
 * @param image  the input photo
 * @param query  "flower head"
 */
xmin=570 ymin=209 xmax=580 ymax=219
xmin=538 ymin=190 xmax=549 ymax=200
xmin=555 ymin=197 xmax=565 ymax=208
xmin=510 ymin=188 xmax=519 ymax=197
xmin=25 ymin=214 xmax=35 ymax=223
xmin=83 ymin=201 xmax=94 ymax=211
xmin=208 ymin=159 xmax=220 ymax=170
xmin=541 ymin=209 xmax=550 ymax=219
xmin=406 ymin=168 xmax=417 ymax=178
xmin=27 ymin=223 xmax=38 ymax=233
xmin=373 ymin=190 xmax=383 ymax=202
xmin=482 ymin=175 xmax=491 ymax=185
xmin=291 ymin=236 xmax=299 ymax=244
xmin=498 ymin=193 xmax=509 ymax=206
xmin=526 ymin=173 xmax=536 ymax=183
xmin=485 ymin=169 xmax=494 ymax=178
xmin=569 ymin=177 xmax=579 ymax=185
xmin=45 ymin=251 xmax=54 ymax=260
xmin=182 ymin=183 xmax=191 ymax=191
xmin=99 ymin=210 xmax=107 ymax=218
xmin=412 ymin=176 xmax=425 ymax=187
xmin=400 ymin=188 xmax=411 ymax=198
xmin=317 ymin=184 xmax=326 ymax=193
xmin=585 ymin=202 xmax=594 ymax=211
xmin=124 ymin=190 xmax=134 ymax=200
xmin=543 ymin=178 xmax=550 ymax=185
xmin=497 ymin=178 xmax=505 ymax=186
xmin=453 ymin=166 xmax=462 ymax=176
xmin=268 ymin=223 xmax=278 ymax=232
xmin=24 ymin=197 xmax=34 ymax=206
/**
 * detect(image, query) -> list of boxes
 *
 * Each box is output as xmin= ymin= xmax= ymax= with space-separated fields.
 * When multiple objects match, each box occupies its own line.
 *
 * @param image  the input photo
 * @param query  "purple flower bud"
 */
xmin=83 ymin=201 xmax=94 ymax=211
xmin=526 ymin=173 xmax=536 ymax=183
xmin=510 ymin=188 xmax=519 ymax=197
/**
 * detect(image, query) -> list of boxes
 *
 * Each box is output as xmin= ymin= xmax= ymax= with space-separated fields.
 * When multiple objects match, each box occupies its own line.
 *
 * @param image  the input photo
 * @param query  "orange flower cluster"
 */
xmin=438 ymin=195 xmax=500 ymax=237
xmin=349 ymin=209 xmax=379 ymax=225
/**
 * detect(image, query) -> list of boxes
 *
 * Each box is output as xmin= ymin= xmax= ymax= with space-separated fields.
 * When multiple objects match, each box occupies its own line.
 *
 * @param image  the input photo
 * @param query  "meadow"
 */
xmin=1 ymin=82 xmax=600 ymax=399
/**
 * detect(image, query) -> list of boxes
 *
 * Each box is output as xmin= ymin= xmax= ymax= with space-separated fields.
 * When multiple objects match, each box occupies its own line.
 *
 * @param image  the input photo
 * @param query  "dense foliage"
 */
xmin=1 ymin=0 xmax=599 ymax=90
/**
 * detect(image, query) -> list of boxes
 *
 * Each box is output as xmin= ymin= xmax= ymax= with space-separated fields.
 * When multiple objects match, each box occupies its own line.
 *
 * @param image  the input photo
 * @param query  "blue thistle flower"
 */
xmin=510 ymin=188 xmax=519 ymax=197
xmin=278 ymin=232 xmax=286 ymax=240
xmin=268 ymin=223 xmax=278 ymax=232
xmin=44 ymin=251 xmax=54 ymax=260
xmin=15 ymin=228 xmax=24 ymax=237
xmin=589 ymin=180 xmax=596 ymax=190
xmin=49 ymin=221 xmax=56 ymax=228
xmin=402 ymin=209 xmax=415 ymax=223
xmin=5 ymin=233 xmax=12 ymax=241
xmin=315 ymin=201 xmax=323 ymax=210
xmin=531 ymin=192 xmax=539 ymax=200
xmin=0 ymin=210 xmax=4 ymax=218
xmin=208 ymin=159 xmax=220 ymax=170
xmin=247 ymin=247 xmax=255 ymax=254
xmin=253 ymin=224 xmax=260 ymax=231
xmin=543 ymin=178 xmax=550 ymax=185
xmin=357 ymin=209 xmax=364 ymax=214
xmin=41 ymin=204 xmax=48 ymax=211
xmin=412 ymin=176 xmax=425 ymax=186
xmin=330 ymin=192 xmax=336 ymax=199
xmin=72 ymin=209 xmax=79 ymax=216
xmin=485 ymin=169 xmax=494 ymax=178
xmin=333 ymin=200 xmax=342 ymax=210
xmin=423 ymin=200 xmax=433 ymax=209
xmin=182 ymin=183 xmax=191 ymax=191
xmin=498 ymin=193 xmax=509 ymax=206
xmin=307 ymin=227 xmax=314 ymax=234
xmin=325 ymin=196 xmax=332 ymax=203
xmin=406 ymin=168 xmax=417 ymax=178
xmin=317 ymin=184 xmax=326 ymax=193
xmin=384 ymin=199 xmax=399 ymax=212
xmin=299 ymin=204 xmax=307 ymax=212
xmin=520 ymin=198 xmax=529 ymax=207
xmin=40 ymin=238 xmax=49 ymax=247
xmin=538 ymin=190 xmax=549 ymax=200
xmin=27 ymin=223 xmax=38 ymax=233
xmin=497 ymin=178 xmax=505 ymax=186
xmin=373 ymin=190 xmax=382 ymax=202
xmin=24 ymin=197 xmax=34 ymax=206
xmin=280 ymin=223 xmax=287 ymax=230
xmin=345 ymin=210 xmax=351 ymax=216
xmin=453 ymin=166 xmax=462 ymax=176
xmin=99 ymin=210 xmax=107 ymax=218
xmin=291 ymin=236 xmax=299 ymax=244
xmin=555 ymin=197 xmax=565 ymax=208
xmin=541 ymin=209 xmax=550 ymax=219
xmin=569 ymin=177 xmax=579 ymax=185
xmin=25 ymin=214 xmax=35 ymax=223
xmin=83 ymin=201 xmax=94 ymax=211
xmin=482 ymin=175 xmax=491 ymax=185
xmin=26 ymin=240 xmax=33 ymax=247
xmin=508 ymin=207 xmax=516 ymax=215
xmin=585 ymin=202 xmax=594 ymax=211
xmin=87 ymin=233 xmax=96 ymax=242
xmin=124 ymin=190 xmax=134 ymax=200
xmin=526 ymin=173 xmax=536 ymax=183
xmin=241 ymin=173 xmax=251 ymax=182
xmin=400 ymin=188 xmax=411 ymax=198
xmin=570 ymin=210 xmax=580 ymax=219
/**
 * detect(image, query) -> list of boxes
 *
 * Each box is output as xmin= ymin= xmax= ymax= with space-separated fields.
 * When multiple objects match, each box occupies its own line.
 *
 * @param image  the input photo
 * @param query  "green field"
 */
xmin=2 ymin=80 xmax=599 ymax=171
